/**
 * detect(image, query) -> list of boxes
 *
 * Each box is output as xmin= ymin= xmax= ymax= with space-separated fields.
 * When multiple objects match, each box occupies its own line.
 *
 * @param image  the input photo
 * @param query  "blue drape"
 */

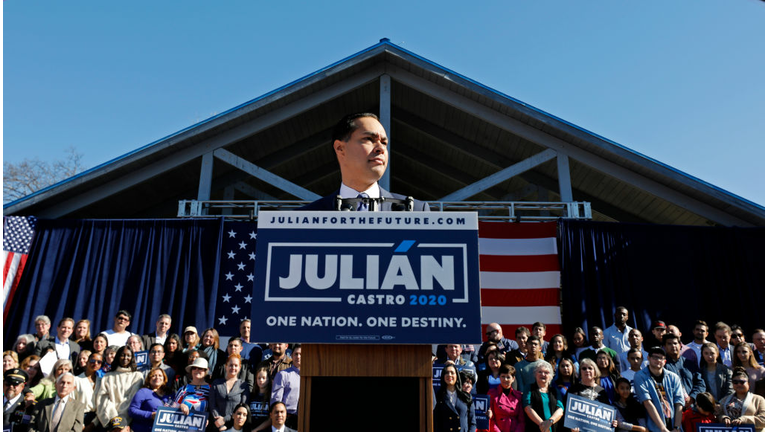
xmin=558 ymin=219 xmax=765 ymax=339
xmin=4 ymin=218 xmax=224 ymax=341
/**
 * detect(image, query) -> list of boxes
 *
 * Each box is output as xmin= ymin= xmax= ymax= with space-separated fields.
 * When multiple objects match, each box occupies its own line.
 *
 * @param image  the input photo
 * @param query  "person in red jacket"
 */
xmin=682 ymin=392 xmax=717 ymax=432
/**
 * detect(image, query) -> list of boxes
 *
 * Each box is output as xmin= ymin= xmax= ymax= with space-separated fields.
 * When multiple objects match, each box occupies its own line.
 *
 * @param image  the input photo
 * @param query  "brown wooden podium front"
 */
xmin=298 ymin=344 xmax=433 ymax=431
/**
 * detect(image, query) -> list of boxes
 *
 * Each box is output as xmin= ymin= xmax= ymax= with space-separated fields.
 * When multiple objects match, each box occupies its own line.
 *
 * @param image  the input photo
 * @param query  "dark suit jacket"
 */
xmin=29 ymin=396 xmax=84 ymax=432
xmin=34 ymin=338 xmax=80 ymax=363
xmin=3 ymin=395 xmax=25 ymax=429
xmin=299 ymin=187 xmax=431 ymax=211
xmin=433 ymin=390 xmax=477 ymax=432
xmin=701 ymin=363 xmax=734 ymax=400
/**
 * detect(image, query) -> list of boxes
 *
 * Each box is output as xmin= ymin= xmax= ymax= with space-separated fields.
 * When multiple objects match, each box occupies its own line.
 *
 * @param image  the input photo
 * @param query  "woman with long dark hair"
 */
xmin=733 ymin=342 xmax=765 ymax=395
xmin=717 ymin=367 xmax=766 ymax=431
xmin=434 ymin=364 xmax=476 ymax=432
xmin=95 ymin=346 xmax=145 ymax=430
xmin=700 ymin=342 xmax=733 ymax=400
xmin=596 ymin=350 xmax=621 ymax=404
xmin=545 ymin=334 xmax=577 ymax=379
xmin=553 ymin=357 xmax=577 ymax=399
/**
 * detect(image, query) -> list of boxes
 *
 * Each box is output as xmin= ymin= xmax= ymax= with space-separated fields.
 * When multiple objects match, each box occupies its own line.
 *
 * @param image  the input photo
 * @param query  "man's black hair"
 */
xmin=331 ymin=113 xmax=379 ymax=143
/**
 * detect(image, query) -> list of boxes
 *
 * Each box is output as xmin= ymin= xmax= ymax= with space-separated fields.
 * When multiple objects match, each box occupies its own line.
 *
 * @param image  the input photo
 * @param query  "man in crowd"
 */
xmin=478 ymin=323 xmax=518 ymax=366
xmin=238 ymin=319 xmax=262 ymax=362
xmin=145 ymin=344 xmax=175 ymax=383
xmin=579 ymin=326 xmax=619 ymax=365
xmin=666 ymin=325 xmax=692 ymax=360
xmin=259 ymin=344 xmax=292 ymax=381
xmin=3 ymin=368 xmax=30 ymax=430
xmin=214 ymin=338 xmax=255 ymax=391
xmin=29 ymin=372 xmax=84 ymax=432
xmin=35 ymin=318 xmax=80 ymax=362
xmin=650 ymin=321 xmax=667 ymax=346
xmin=662 ymin=333 xmax=704 ymax=410
xmin=620 ymin=348 xmax=644 ymax=387
xmin=635 ymin=346 xmax=685 ymax=432
xmin=271 ymin=345 xmax=301 ymax=430
xmin=506 ymin=327 xmax=532 ymax=366
xmin=684 ymin=320 xmax=709 ymax=365
xmin=713 ymin=322 xmax=734 ymax=367
xmin=268 ymin=402 xmax=296 ymax=432
xmin=619 ymin=328 xmax=648 ymax=372
xmin=33 ymin=315 xmax=52 ymax=342
xmin=141 ymin=314 xmax=171 ymax=348
xmin=532 ymin=322 xmax=549 ymax=352
xmin=604 ymin=306 xmax=632 ymax=354
xmin=753 ymin=329 xmax=765 ymax=366
xmin=101 ymin=310 xmax=134 ymax=347
xmin=515 ymin=336 xmax=544 ymax=394
xmin=442 ymin=344 xmax=477 ymax=381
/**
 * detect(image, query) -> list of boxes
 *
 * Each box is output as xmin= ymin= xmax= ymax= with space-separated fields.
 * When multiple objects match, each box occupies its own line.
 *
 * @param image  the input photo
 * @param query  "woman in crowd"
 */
xmin=127 ymin=335 xmax=145 ymax=354
xmin=523 ymin=360 xmax=563 ymax=432
xmin=568 ymin=358 xmax=610 ymax=404
xmin=613 ymin=377 xmax=647 ymax=432
xmin=682 ymin=392 xmax=717 ymax=432
xmin=164 ymin=333 xmax=185 ymax=377
xmin=175 ymin=349 xmax=209 ymax=391
xmin=73 ymin=319 xmax=93 ymax=352
xmin=477 ymin=349 xmax=506 ymax=395
xmin=12 ymin=334 xmax=36 ymax=363
xmin=227 ymin=403 xmax=252 ymax=432
xmin=73 ymin=349 xmax=91 ymax=376
xmin=91 ymin=334 xmax=109 ymax=358
xmin=183 ymin=327 xmax=201 ymax=352
xmin=717 ymin=367 xmax=766 ymax=432
xmin=3 ymin=351 xmax=19 ymax=372
xmin=31 ymin=358 xmax=73 ymax=401
xmin=75 ymin=352 xmax=103 ymax=430
xmin=545 ymin=334 xmax=577 ymax=378
xmin=95 ymin=346 xmax=145 ymax=430
xmin=433 ymin=364 xmax=476 ymax=432
xmin=21 ymin=355 xmax=42 ymax=389
xmin=174 ymin=357 xmax=211 ymax=415
xmin=596 ymin=350 xmax=620 ymax=403
xmin=129 ymin=367 xmax=173 ymax=432
xmin=700 ymin=342 xmax=733 ymax=400
xmin=210 ymin=355 xmax=250 ymax=432
xmin=102 ymin=346 xmax=119 ymax=375
xmin=200 ymin=328 xmax=226 ymax=377
xmin=569 ymin=328 xmax=589 ymax=359
xmin=733 ymin=341 xmax=766 ymax=395
xmin=553 ymin=358 xmax=577 ymax=399
xmin=249 ymin=366 xmax=272 ymax=429
xmin=489 ymin=363 xmax=525 ymax=432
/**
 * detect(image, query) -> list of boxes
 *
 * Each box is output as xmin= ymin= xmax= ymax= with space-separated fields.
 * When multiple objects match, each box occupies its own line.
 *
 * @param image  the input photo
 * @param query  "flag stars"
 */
xmin=218 ymin=316 xmax=228 ymax=325
xmin=248 ymin=252 xmax=256 ymax=261
xmin=249 ymin=231 xmax=257 ymax=240
xmin=234 ymin=283 xmax=243 ymax=292
xmin=247 ymin=273 xmax=254 ymax=282
xmin=225 ymin=272 xmax=234 ymax=281
xmin=244 ymin=295 xmax=252 ymax=303
xmin=228 ymin=230 xmax=237 ymax=238
xmin=231 ymin=305 xmax=241 ymax=314
xmin=222 ymin=293 xmax=231 ymax=303
xmin=238 ymin=241 xmax=247 ymax=250
xmin=237 ymin=262 xmax=246 ymax=271
xmin=227 ymin=251 xmax=236 ymax=259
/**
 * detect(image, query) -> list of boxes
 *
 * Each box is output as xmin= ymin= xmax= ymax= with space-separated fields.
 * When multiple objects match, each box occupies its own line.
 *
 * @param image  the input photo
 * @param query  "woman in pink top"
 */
xmin=489 ymin=363 xmax=526 ymax=432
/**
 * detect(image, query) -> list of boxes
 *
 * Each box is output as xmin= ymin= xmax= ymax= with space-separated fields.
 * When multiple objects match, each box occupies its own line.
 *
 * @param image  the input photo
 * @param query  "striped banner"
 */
xmin=479 ymin=221 xmax=561 ymax=337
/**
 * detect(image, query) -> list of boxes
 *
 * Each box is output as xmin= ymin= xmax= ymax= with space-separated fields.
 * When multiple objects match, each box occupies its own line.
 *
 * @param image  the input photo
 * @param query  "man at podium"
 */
xmin=300 ymin=112 xmax=430 ymax=212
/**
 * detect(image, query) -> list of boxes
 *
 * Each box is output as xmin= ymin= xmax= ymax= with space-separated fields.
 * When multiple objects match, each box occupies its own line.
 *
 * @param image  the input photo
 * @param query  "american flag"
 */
xmin=478 ymin=221 xmax=562 ymax=336
xmin=3 ymin=216 xmax=37 ymax=323
xmin=214 ymin=221 xmax=258 ymax=336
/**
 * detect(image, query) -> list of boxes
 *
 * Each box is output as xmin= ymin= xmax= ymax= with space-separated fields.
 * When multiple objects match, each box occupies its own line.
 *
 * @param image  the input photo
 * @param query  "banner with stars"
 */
xmin=214 ymin=221 xmax=257 ymax=335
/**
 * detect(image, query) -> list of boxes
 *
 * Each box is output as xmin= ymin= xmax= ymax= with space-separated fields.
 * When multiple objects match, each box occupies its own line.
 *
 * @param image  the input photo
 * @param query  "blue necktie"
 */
xmin=357 ymin=193 xmax=369 ymax=211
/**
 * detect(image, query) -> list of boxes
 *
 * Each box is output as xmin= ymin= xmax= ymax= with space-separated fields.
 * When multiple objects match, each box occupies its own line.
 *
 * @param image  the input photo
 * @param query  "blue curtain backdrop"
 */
xmin=4 ymin=218 xmax=226 ymax=341
xmin=558 ymin=219 xmax=765 ymax=340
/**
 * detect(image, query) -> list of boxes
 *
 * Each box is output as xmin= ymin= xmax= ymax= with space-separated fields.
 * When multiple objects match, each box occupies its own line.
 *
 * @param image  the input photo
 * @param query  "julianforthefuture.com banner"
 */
xmin=252 ymin=211 xmax=482 ymax=344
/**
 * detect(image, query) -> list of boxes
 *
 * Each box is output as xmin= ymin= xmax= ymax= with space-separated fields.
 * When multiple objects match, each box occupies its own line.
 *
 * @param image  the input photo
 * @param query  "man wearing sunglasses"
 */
xmin=478 ymin=323 xmax=518 ymax=366
xmin=3 ymin=368 xmax=31 ymax=431
xmin=101 ymin=310 xmax=135 ymax=347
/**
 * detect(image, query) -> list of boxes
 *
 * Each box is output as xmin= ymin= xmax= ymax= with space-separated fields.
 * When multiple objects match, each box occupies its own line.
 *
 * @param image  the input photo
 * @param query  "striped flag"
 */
xmin=479 ymin=221 xmax=561 ymax=337
xmin=3 ymin=216 xmax=37 ymax=323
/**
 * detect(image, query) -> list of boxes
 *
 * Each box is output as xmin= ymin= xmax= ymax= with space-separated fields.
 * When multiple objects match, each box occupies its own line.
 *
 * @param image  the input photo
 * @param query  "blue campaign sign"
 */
xmin=563 ymin=394 xmax=616 ymax=432
xmin=135 ymin=351 xmax=149 ymax=368
xmin=152 ymin=407 xmax=208 ymax=432
xmin=698 ymin=426 xmax=755 ymax=432
xmin=252 ymin=211 xmax=481 ymax=344
xmin=473 ymin=394 xmax=490 ymax=430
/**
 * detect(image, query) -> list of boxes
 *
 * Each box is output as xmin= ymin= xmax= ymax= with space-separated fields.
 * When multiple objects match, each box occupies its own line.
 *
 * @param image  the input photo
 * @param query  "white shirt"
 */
xmin=340 ymin=182 xmax=381 ymax=211
xmin=102 ymin=329 xmax=133 ymax=347
xmin=4 ymin=394 xmax=22 ymax=412
xmin=154 ymin=333 xmax=168 ymax=345
xmin=54 ymin=337 xmax=71 ymax=360
xmin=271 ymin=426 xmax=287 ymax=432
xmin=604 ymin=325 xmax=632 ymax=354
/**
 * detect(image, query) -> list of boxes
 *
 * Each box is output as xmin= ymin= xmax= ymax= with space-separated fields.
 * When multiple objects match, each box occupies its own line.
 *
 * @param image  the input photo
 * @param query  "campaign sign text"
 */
xmin=473 ymin=395 xmax=490 ymax=430
xmin=252 ymin=211 xmax=481 ymax=344
xmin=563 ymin=394 xmax=616 ymax=432
xmin=698 ymin=425 xmax=755 ymax=432
xmin=152 ymin=408 xmax=208 ymax=432
xmin=135 ymin=351 xmax=148 ymax=368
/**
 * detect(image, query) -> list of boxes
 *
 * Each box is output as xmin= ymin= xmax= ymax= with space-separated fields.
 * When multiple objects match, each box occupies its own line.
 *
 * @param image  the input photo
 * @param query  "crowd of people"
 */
xmin=2 ymin=307 xmax=765 ymax=432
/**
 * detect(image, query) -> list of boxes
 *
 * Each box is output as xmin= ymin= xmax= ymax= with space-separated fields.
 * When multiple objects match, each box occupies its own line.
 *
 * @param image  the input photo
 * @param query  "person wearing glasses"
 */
xmin=634 ymin=347 xmax=685 ymax=432
xmin=717 ymin=367 xmax=765 ymax=431
xmin=75 ymin=352 xmax=103 ymax=432
xmin=3 ymin=368 xmax=30 ymax=430
xmin=144 ymin=344 xmax=176 ymax=384
xmin=101 ymin=311 xmax=135 ymax=347
xmin=478 ymin=323 xmax=518 ymax=367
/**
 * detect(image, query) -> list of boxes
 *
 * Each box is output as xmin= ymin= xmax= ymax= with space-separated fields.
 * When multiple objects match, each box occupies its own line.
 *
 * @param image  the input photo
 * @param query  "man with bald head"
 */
xmin=478 ymin=323 xmax=518 ymax=366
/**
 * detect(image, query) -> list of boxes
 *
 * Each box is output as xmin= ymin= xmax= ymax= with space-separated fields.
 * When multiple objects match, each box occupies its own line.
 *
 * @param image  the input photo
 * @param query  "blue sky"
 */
xmin=4 ymin=1 xmax=765 ymax=206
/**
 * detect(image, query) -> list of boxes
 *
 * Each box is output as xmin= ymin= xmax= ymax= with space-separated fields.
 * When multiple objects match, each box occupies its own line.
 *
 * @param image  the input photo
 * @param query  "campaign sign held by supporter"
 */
xmin=152 ymin=407 xmax=208 ymax=432
xmin=135 ymin=351 xmax=149 ymax=370
xmin=697 ymin=426 xmax=755 ymax=432
xmin=252 ymin=211 xmax=481 ymax=344
xmin=563 ymin=394 xmax=616 ymax=432
xmin=473 ymin=394 xmax=490 ymax=430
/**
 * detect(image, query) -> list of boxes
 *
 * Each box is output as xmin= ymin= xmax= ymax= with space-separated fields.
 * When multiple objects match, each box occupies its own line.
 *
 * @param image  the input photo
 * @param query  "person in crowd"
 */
xmin=101 ymin=310 xmax=135 ymax=347
xmin=433 ymin=364 xmax=476 ymax=432
xmin=28 ymin=372 xmax=84 ymax=432
xmin=579 ymin=327 xmax=619 ymax=366
xmin=681 ymin=392 xmax=717 ymax=432
xmin=489 ymin=363 xmax=525 ymax=432
xmin=128 ymin=367 xmax=173 ymax=432
xmin=143 ymin=343 xmax=174 ymax=384
xmin=226 ymin=403 xmax=251 ymax=432
xmin=213 ymin=338 xmax=255 ymax=393
xmin=753 ymin=329 xmax=766 ymax=367
xmin=714 ymin=322 xmax=735 ymax=367
xmin=141 ymin=314 xmax=172 ymax=349
xmin=620 ymin=329 xmax=648 ymax=373
xmin=174 ymin=349 xmax=208 ymax=391
xmin=102 ymin=346 xmax=119 ymax=375
xmin=4 ymin=351 xmax=19 ymax=372
xmin=621 ymin=348 xmax=645 ymax=390
xmin=210 ymin=355 xmax=250 ymax=432
xmin=182 ymin=327 xmax=201 ymax=352
xmin=596 ymin=350 xmax=620 ymax=404
xmin=523 ymin=360 xmax=563 ymax=432
xmin=33 ymin=315 xmax=52 ymax=342
xmin=569 ymin=327 xmax=589 ymax=360
xmin=515 ymin=336 xmax=544 ymax=396
xmin=35 ymin=317 xmax=80 ymax=362
xmin=127 ymin=335 xmax=145 ymax=354
xmin=731 ymin=325 xmax=747 ymax=346
xmin=250 ymin=366 xmax=272 ymax=431
xmin=717 ymin=367 xmax=766 ymax=431
xmin=200 ymin=328 xmax=226 ymax=378
xmin=699 ymin=342 xmax=734 ymax=401
xmin=544 ymin=334 xmax=576 ymax=380
xmin=685 ymin=320 xmax=710 ymax=365
xmin=163 ymin=334 xmax=184 ymax=377
xmin=271 ymin=346 xmax=300 ymax=430
xmin=479 ymin=323 xmax=518 ymax=366
xmin=95 ymin=346 xmax=144 ymax=430
xmin=733 ymin=341 xmax=765 ymax=395
xmin=662 ymin=333 xmax=705 ymax=409
xmin=266 ymin=402 xmax=296 ymax=432
xmin=73 ymin=319 xmax=93 ymax=352
xmin=21 ymin=355 xmax=42 ymax=390
xmin=613 ymin=377 xmax=647 ymax=432
xmin=258 ymin=344 xmax=291 ymax=382
xmin=238 ymin=320 xmax=262 ymax=363
xmin=174 ymin=357 xmax=211 ymax=415
xmin=91 ymin=334 xmax=109 ymax=359
xmin=3 ymin=368 xmax=29 ymax=430
xmin=650 ymin=321 xmax=667 ymax=346
xmin=666 ymin=325 xmax=693 ymax=359
xmin=31 ymin=358 xmax=73 ymax=401
xmin=442 ymin=344 xmax=477 ymax=381
xmin=13 ymin=334 xmax=36 ymax=364
xmin=477 ymin=349 xmax=505 ymax=395
xmin=507 ymin=327 xmax=532 ymax=366
xmin=553 ymin=358 xmax=576 ymax=399
xmin=634 ymin=346 xmax=685 ymax=432
xmin=75 ymin=352 xmax=102 ymax=431
xmin=568 ymin=358 xmax=609 ymax=404
xmin=73 ymin=350 xmax=91 ymax=376
xmin=532 ymin=323 xmax=549 ymax=353
xmin=605 ymin=307 xmax=633 ymax=354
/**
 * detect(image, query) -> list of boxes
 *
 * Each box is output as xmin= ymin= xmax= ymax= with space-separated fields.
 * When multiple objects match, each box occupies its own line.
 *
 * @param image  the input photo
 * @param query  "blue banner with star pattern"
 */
xmin=214 ymin=222 xmax=258 ymax=335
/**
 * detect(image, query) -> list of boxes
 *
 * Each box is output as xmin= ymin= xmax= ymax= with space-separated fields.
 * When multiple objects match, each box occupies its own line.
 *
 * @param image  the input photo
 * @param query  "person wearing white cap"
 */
xmin=173 ymin=357 xmax=210 ymax=415
xmin=182 ymin=327 xmax=200 ymax=353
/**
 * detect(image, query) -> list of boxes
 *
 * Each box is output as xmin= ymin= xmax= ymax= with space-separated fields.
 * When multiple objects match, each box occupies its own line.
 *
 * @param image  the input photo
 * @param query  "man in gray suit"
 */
xmin=34 ymin=318 xmax=80 ymax=363
xmin=29 ymin=372 xmax=84 ymax=432
xmin=268 ymin=402 xmax=296 ymax=432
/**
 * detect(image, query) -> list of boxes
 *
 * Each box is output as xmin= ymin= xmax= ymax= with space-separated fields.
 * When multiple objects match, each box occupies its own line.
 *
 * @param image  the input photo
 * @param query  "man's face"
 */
xmin=648 ymin=353 xmax=666 ymax=371
xmin=270 ymin=403 xmax=287 ymax=427
xmin=652 ymin=327 xmax=666 ymax=341
xmin=668 ymin=326 xmax=682 ymax=338
xmin=57 ymin=321 xmax=74 ymax=341
xmin=627 ymin=352 xmax=643 ymax=370
xmin=149 ymin=346 xmax=165 ymax=365
xmin=114 ymin=314 xmax=130 ymax=331
xmin=35 ymin=320 xmax=50 ymax=337
xmin=516 ymin=332 xmax=528 ymax=350
xmin=731 ymin=329 xmax=745 ymax=346
xmin=628 ymin=330 xmax=643 ymax=348
xmin=240 ymin=322 xmax=251 ymax=341
xmin=692 ymin=324 xmax=708 ymax=343
xmin=590 ymin=329 xmax=604 ymax=347
xmin=270 ymin=343 xmax=286 ymax=358
xmin=335 ymin=117 xmax=388 ymax=190
xmin=293 ymin=347 xmax=301 ymax=369
xmin=4 ymin=380 xmax=24 ymax=399
xmin=128 ymin=337 xmax=142 ymax=353
xmin=614 ymin=309 xmax=628 ymax=326
xmin=527 ymin=339 xmax=541 ymax=357
xmin=754 ymin=331 xmax=766 ymax=351
xmin=445 ymin=344 xmax=461 ymax=361
xmin=227 ymin=340 xmax=243 ymax=356
xmin=532 ymin=326 xmax=545 ymax=339
xmin=665 ymin=338 xmax=681 ymax=359
xmin=485 ymin=325 xmax=501 ymax=343
xmin=714 ymin=329 xmax=730 ymax=349
xmin=156 ymin=317 xmax=171 ymax=335
xmin=55 ymin=375 xmax=75 ymax=398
